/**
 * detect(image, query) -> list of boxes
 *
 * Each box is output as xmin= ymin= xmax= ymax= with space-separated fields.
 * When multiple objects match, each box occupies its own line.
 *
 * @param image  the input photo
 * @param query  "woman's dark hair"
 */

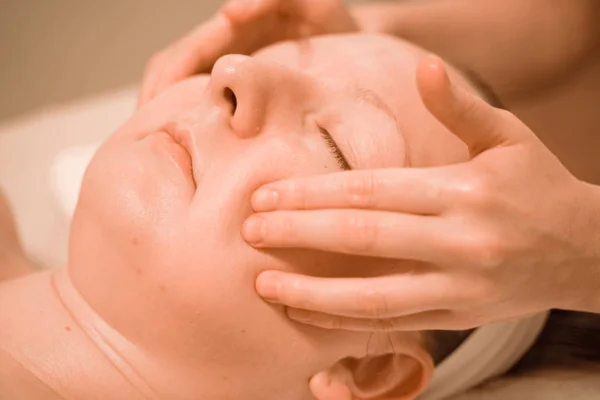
xmin=426 ymin=311 xmax=600 ymax=375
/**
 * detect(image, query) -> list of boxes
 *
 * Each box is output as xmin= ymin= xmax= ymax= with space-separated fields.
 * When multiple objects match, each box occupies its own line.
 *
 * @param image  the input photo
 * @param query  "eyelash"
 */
xmin=319 ymin=127 xmax=351 ymax=171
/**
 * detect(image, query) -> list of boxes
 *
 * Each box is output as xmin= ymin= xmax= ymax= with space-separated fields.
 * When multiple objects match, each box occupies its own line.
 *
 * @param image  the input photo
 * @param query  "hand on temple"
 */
xmin=242 ymin=55 xmax=600 ymax=331
xmin=137 ymin=0 xmax=358 ymax=107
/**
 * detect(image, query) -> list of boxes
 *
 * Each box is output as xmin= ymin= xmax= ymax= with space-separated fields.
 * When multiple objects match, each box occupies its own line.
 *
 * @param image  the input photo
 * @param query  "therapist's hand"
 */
xmin=138 ymin=0 xmax=358 ymax=107
xmin=242 ymin=55 xmax=600 ymax=331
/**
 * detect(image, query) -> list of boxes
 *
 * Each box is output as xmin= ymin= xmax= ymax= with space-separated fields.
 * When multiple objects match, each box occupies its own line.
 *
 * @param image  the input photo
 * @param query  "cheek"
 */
xmin=190 ymin=137 xmax=334 ymax=240
xmin=71 ymin=140 xmax=194 ymax=267
xmin=119 ymin=76 xmax=211 ymax=139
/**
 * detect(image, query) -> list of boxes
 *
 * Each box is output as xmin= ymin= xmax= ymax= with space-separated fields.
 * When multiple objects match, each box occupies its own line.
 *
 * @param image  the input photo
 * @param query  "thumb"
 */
xmin=417 ymin=55 xmax=526 ymax=156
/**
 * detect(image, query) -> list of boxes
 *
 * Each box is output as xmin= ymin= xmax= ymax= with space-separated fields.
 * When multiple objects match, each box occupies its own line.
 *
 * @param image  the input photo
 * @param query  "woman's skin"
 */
xmin=0 ymin=34 xmax=483 ymax=400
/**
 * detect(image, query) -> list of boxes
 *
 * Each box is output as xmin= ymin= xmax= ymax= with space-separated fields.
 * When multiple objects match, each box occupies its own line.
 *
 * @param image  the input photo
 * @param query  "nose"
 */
xmin=209 ymin=54 xmax=309 ymax=138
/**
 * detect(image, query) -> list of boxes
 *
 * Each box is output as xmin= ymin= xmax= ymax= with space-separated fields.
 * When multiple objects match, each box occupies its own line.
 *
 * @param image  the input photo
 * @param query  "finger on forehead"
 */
xmin=417 ymin=55 xmax=514 ymax=156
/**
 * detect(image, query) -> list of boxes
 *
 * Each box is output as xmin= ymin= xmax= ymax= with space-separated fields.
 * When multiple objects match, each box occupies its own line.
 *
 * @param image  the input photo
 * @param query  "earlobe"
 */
xmin=309 ymin=371 xmax=353 ymax=400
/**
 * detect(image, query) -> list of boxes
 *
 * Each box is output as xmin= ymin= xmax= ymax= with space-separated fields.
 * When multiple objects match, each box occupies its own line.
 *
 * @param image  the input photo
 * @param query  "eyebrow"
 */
xmin=354 ymin=87 xmax=396 ymax=121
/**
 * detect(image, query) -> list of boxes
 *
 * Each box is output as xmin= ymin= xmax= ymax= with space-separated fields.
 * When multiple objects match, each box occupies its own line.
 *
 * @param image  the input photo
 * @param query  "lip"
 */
xmin=153 ymin=122 xmax=197 ymax=186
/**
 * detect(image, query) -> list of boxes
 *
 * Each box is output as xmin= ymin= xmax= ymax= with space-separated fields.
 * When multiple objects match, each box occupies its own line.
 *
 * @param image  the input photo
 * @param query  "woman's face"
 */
xmin=67 ymin=34 xmax=473 ymax=398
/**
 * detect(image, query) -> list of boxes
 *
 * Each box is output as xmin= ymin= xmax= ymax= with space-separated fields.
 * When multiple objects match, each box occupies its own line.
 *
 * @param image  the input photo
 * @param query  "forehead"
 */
xmin=253 ymin=34 xmax=423 ymax=105
xmin=255 ymin=33 xmax=421 ymax=72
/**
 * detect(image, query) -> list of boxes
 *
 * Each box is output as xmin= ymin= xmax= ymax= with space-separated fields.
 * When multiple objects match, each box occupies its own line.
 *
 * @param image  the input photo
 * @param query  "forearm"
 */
xmin=352 ymin=0 xmax=600 ymax=100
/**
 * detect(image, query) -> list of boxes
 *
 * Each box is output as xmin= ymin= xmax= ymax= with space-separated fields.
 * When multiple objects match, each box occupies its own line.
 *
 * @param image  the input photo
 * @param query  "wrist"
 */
xmin=559 ymin=181 xmax=600 ymax=314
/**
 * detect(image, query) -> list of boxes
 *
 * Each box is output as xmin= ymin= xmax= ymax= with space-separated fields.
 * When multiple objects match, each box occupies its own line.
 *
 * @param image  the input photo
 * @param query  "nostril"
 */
xmin=223 ymin=87 xmax=237 ymax=115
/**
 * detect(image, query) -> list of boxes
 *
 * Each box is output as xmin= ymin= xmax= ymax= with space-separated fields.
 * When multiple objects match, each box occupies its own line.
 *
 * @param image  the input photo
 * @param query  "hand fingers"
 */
xmin=137 ymin=60 xmax=163 ymax=108
xmin=287 ymin=0 xmax=350 ymax=30
xmin=243 ymin=209 xmax=447 ymax=261
xmin=417 ymin=55 xmax=529 ymax=156
xmin=287 ymin=308 xmax=466 ymax=331
xmin=137 ymin=14 xmax=233 ymax=108
xmin=251 ymin=169 xmax=450 ymax=214
xmin=222 ymin=0 xmax=278 ymax=23
xmin=255 ymin=271 xmax=463 ymax=320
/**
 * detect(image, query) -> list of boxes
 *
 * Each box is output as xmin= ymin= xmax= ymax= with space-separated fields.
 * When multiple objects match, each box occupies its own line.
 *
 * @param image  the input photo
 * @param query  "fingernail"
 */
xmin=242 ymin=216 xmax=266 ymax=244
xmin=252 ymin=188 xmax=279 ymax=211
xmin=256 ymin=273 xmax=281 ymax=302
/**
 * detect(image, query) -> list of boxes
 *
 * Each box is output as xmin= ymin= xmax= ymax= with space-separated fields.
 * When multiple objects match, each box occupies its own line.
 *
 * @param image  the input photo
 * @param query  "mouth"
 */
xmin=155 ymin=122 xmax=197 ymax=187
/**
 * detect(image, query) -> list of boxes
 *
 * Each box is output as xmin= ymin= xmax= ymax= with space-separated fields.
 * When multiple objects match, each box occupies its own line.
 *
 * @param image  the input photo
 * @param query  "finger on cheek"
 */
xmin=242 ymin=211 xmax=302 ymax=248
xmin=251 ymin=187 xmax=280 ymax=212
xmin=255 ymin=271 xmax=283 ymax=302
xmin=242 ymin=215 xmax=266 ymax=245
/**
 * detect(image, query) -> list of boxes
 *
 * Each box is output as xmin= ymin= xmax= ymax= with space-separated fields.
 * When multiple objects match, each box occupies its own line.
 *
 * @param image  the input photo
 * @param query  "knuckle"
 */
xmin=291 ymin=180 xmax=309 ymax=209
xmin=496 ymin=108 xmax=521 ymax=126
xmin=462 ymin=278 xmax=499 ymax=304
xmin=452 ymin=173 xmax=495 ymax=210
xmin=457 ymin=231 xmax=505 ymax=270
xmin=286 ymin=277 xmax=312 ymax=308
xmin=357 ymin=288 xmax=389 ymax=319
xmin=268 ymin=213 xmax=297 ymax=244
xmin=340 ymin=213 xmax=379 ymax=254
xmin=344 ymin=172 xmax=378 ymax=208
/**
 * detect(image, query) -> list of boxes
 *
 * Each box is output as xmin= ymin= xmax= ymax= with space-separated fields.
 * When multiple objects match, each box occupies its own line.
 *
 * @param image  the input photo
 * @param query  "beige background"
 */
xmin=0 ymin=1 xmax=220 ymax=122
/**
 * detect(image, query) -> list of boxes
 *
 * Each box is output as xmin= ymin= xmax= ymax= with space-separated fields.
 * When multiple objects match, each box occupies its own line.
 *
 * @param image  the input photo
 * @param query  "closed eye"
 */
xmin=319 ymin=127 xmax=351 ymax=170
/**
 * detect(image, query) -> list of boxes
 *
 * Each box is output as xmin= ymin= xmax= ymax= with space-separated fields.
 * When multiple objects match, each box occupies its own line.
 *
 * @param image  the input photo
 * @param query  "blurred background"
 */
xmin=0 ymin=1 xmax=220 ymax=122
xmin=0 ymin=0 xmax=365 ymax=123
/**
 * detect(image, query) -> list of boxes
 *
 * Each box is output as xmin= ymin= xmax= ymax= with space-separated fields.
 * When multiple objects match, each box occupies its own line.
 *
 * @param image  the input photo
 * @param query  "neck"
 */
xmin=0 ymin=269 xmax=153 ymax=399
xmin=53 ymin=267 xmax=245 ymax=399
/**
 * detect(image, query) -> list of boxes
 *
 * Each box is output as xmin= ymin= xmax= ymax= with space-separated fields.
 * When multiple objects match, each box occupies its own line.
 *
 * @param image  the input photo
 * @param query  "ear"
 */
xmin=310 ymin=335 xmax=434 ymax=400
